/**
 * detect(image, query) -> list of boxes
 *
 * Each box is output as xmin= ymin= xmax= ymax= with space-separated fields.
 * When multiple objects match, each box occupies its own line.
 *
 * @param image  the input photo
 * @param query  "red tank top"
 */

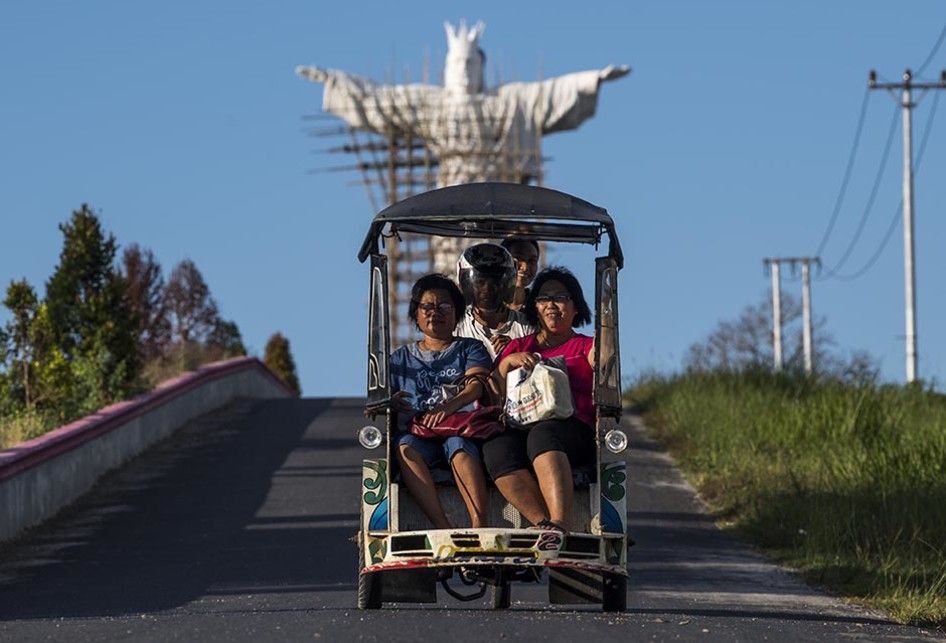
xmin=498 ymin=333 xmax=596 ymax=428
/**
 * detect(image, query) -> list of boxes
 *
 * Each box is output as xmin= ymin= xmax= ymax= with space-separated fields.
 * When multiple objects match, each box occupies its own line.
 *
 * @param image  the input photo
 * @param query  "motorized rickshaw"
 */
xmin=355 ymin=182 xmax=628 ymax=611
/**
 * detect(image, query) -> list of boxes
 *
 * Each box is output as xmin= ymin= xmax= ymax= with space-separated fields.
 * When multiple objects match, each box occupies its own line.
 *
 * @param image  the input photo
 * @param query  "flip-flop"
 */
xmin=528 ymin=518 xmax=568 ymax=533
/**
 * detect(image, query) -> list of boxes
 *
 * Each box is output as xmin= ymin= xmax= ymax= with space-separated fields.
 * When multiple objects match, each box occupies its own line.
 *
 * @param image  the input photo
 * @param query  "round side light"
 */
xmin=604 ymin=429 xmax=628 ymax=454
xmin=358 ymin=425 xmax=383 ymax=449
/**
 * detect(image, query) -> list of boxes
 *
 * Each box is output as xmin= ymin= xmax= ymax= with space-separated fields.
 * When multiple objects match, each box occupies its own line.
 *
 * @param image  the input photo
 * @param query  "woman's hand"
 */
xmin=417 ymin=405 xmax=449 ymax=428
xmin=391 ymin=390 xmax=414 ymax=413
xmin=500 ymin=351 xmax=540 ymax=375
xmin=414 ymin=368 xmax=488 ymax=428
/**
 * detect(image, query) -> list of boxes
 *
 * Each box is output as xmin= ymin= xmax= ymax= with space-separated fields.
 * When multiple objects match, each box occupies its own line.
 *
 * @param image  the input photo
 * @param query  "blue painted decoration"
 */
xmin=600 ymin=496 xmax=624 ymax=534
xmin=369 ymin=497 xmax=389 ymax=530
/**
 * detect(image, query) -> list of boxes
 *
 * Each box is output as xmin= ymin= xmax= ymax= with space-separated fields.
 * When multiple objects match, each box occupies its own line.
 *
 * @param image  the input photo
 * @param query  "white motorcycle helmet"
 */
xmin=456 ymin=243 xmax=516 ymax=307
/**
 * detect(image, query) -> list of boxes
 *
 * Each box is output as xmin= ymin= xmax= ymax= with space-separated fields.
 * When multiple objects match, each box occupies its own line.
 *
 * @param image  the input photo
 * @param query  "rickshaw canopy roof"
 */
xmin=357 ymin=183 xmax=623 ymax=268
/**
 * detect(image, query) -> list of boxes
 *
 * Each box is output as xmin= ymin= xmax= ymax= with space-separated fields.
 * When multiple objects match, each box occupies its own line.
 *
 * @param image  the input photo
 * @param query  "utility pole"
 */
xmin=799 ymin=258 xmax=821 ymax=374
xmin=869 ymin=68 xmax=946 ymax=383
xmin=763 ymin=258 xmax=783 ymax=371
xmin=764 ymin=257 xmax=821 ymax=373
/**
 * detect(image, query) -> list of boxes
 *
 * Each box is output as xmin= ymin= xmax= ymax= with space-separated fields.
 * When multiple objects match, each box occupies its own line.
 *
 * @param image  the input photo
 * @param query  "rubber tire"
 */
xmin=601 ymin=572 xmax=627 ymax=612
xmin=491 ymin=580 xmax=511 ymax=609
xmin=357 ymin=532 xmax=382 ymax=610
xmin=357 ymin=571 xmax=381 ymax=609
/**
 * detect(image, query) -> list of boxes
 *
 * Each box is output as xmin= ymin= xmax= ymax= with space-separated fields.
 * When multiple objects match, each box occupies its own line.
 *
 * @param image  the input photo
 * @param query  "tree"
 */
xmin=29 ymin=304 xmax=76 ymax=416
xmin=164 ymin=259 xmax=219 ymax=347
xmin=0 ymin=326 xmax=8 ymax=370
xmin=43 ymin=204 xmax=139 ymax=405
xmin=685 ymin=292 xmax=835 ymax=373
xmin=207 ymin=319 xmax=246 ymax=359
xmin=46 ymin=205 xmax=116 ymax=355
xmin=264 ymin=332 xmax=300 ymax=395
xmin=122 ymin=244 xmax=170 ymax=362
xmin=2 ymin=279 xmax=38 ymax=407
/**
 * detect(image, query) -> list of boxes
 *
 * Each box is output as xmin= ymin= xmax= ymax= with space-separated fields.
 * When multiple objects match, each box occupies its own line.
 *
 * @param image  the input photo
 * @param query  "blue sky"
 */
xmin=2 ymin=1 xmax=945 ymax=395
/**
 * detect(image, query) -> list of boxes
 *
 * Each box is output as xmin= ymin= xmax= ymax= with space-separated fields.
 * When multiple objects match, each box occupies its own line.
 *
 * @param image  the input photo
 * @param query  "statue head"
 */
xmin=444 ymin=20 xmax=485 ymax=95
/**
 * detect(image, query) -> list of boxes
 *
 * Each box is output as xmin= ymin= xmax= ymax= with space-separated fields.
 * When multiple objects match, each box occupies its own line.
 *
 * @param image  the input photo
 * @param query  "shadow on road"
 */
xmin=2 ymin=403 xmax=936 ymax=642
xmin=0 ymin=397 xmax=360 ymax=619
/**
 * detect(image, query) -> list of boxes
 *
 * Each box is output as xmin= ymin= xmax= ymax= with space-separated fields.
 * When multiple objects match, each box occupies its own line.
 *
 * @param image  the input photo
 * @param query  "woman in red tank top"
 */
xmin=484 ymin=267 xmax=597 ymax=532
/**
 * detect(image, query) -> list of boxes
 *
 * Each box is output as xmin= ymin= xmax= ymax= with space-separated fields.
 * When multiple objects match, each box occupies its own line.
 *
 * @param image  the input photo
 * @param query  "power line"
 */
xmin=916 ymin=23 xmax=946 ymax=77
xmin=820 ymin=102 xmax=900 ymax=277
xmin=831 ymin=203 xmax=901 ymax=282
xmin=813 ymin=87 xmax=871 ymax=257
xmin=814 ymin=24 xmax=945 ymax=278
xmin=832 ymin=89 xmax=941 ymax=281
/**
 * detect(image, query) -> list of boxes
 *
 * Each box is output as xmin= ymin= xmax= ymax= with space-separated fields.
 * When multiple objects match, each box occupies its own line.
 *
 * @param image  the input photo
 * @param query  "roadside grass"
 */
xmin=0 ymin=346 xmax=220 ymax=452
xmin=629 ymin=370 xmax=946 ymax=628
xmin=0 ymin=410 xmax=58 ymax=450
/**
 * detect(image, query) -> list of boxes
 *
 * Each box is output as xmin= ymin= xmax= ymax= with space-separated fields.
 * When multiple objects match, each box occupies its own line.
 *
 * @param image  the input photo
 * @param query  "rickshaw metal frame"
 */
xmin=357 ymin=182 xmax=627 ymax=611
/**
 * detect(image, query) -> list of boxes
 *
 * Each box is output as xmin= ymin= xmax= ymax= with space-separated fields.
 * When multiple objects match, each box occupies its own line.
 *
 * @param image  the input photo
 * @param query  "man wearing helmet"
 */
xmin=455 ymin=243 xmax=535 ymax=360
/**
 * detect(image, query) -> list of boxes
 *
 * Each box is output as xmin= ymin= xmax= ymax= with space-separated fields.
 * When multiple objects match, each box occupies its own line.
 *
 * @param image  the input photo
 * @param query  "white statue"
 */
xmin=297 ymin=20 xmax=629 ymax=272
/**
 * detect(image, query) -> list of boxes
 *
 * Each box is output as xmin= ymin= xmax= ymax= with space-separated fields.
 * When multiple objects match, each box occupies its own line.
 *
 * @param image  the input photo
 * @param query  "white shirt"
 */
xmin=454 ymin=306 xmax=536 ymax=361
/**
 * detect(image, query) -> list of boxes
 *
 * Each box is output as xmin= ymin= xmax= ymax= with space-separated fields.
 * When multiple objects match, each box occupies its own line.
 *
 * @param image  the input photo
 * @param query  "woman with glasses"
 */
xmin=390 ymin=274 xmax=492 ymax=529
xmin=483 ymin=267 xmax=596 ymax=532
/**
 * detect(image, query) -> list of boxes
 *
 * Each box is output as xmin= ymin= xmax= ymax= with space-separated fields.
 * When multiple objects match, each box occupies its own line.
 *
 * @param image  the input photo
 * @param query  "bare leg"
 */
xmin=532 ymin=451 xmax=573 ymax=530
xmin=451 ymin=452 xmax=489 ymax=528
xmin=493 ymin=469 xmax=549 ymax=526
xmin=397 ymin=445 xmax=450 ymax=529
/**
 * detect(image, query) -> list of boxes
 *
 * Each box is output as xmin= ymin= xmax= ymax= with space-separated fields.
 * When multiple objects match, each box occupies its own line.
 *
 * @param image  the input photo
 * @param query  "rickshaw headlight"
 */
xmin=358 ymin=425 xmax=383 ymax=449
xmin=604 ymin=429 xmax=628 ymax=454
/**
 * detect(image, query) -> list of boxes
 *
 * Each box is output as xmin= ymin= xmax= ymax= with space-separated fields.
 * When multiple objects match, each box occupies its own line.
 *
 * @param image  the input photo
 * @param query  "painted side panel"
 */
xmin=362 ymin=458 xmax=389 ymax=534
xmin=599 ymin=461 xmax=627 ymax=536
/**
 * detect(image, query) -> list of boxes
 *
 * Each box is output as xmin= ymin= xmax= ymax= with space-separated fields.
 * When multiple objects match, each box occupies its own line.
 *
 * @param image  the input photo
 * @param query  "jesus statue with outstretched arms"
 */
xmin=297 ymin=20 xmax=629 ymax=273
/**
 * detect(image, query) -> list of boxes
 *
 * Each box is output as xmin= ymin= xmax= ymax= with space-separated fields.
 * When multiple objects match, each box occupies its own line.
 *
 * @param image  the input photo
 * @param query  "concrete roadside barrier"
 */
xmin=0 ymin=357 xmax=296 ymax=544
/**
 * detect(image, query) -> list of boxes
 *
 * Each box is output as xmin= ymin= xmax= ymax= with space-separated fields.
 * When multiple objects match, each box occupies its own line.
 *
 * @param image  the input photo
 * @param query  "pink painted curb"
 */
xmin=0 ymin=357 xmax=296 ymax=482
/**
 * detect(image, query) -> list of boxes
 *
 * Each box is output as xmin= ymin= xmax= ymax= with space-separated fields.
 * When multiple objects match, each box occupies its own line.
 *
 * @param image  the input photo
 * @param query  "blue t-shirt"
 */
xmin=390 ymin=337 xmax=491 ymax=427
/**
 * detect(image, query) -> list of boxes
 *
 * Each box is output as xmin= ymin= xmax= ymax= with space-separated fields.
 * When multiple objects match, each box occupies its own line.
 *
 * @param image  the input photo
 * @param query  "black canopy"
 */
xmin=357 ymin=182 xmax=623 ymax=268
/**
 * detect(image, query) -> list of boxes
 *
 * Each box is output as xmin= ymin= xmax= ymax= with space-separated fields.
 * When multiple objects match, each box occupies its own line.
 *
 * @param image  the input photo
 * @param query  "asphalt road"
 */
xmin=0 ymin=397 xmax=940 ymax=642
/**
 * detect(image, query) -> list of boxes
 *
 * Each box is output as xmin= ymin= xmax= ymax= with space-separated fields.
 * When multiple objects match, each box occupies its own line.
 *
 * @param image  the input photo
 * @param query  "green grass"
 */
xmin=629 ymin=370 xmax=946 ymax=628
xmin=0 ymin=409 xmax=59 ymax=450
xmin=0 ymin=347 xmax=219 ymax=452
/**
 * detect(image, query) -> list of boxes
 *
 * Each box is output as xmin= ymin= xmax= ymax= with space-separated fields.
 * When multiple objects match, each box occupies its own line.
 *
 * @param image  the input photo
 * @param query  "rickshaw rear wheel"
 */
xmin=601 ymin=572 xmax=627 ymax=612
xmin=356 ymin=532 xmax=382 ymax=610
xmin=490 ymin=570 xmax=511 ymax=609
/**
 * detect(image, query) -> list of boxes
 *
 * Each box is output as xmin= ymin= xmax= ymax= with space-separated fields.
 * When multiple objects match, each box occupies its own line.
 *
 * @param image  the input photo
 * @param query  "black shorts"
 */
xmin=482 ymin=416 xmax=595 ymax=479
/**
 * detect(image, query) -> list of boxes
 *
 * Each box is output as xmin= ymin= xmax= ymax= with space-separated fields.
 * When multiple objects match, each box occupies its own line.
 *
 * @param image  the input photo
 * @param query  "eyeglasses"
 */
xmin=418 ymin=302 xmax=454 ymax=315
xmin=535 ymin=294 xmax=572 ymax=305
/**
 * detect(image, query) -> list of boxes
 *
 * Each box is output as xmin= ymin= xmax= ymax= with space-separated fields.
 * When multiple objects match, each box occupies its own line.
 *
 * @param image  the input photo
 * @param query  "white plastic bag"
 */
xmin=504 ymin=356 xmax=574 ymax=427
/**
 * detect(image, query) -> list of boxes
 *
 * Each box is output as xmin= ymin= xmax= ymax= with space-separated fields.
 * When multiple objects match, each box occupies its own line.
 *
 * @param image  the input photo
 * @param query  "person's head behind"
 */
xmin=408 ymin=274 xmax=466 ymax=338
xmin=524 ymin=267 xmax=592 ymax=331
xmin=501 ymin=237 xmax=540 ymax=287
xmin=457 ymin=243 xmax=516 ymax=311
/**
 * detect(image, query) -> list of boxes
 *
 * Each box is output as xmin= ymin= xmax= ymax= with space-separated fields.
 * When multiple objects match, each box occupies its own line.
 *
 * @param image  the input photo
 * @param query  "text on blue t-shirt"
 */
xmin=389 ymin=337 xmax=491 ymax=423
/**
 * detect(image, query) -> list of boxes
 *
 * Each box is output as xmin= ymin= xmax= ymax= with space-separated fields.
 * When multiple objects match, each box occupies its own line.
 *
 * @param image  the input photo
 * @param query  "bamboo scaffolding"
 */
xmin=303 ymin=73 xmax=547 ymax=346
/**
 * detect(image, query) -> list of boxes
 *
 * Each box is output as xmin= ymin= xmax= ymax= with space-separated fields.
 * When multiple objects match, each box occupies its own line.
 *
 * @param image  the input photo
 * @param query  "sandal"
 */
xmin=529 ymin=518 xmax=568 ymax=533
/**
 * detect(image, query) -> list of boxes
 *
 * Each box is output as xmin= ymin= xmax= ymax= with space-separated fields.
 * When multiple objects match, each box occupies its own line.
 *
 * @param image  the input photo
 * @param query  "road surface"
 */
xmin=0 ymin=398 xmax=939 ymax=641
